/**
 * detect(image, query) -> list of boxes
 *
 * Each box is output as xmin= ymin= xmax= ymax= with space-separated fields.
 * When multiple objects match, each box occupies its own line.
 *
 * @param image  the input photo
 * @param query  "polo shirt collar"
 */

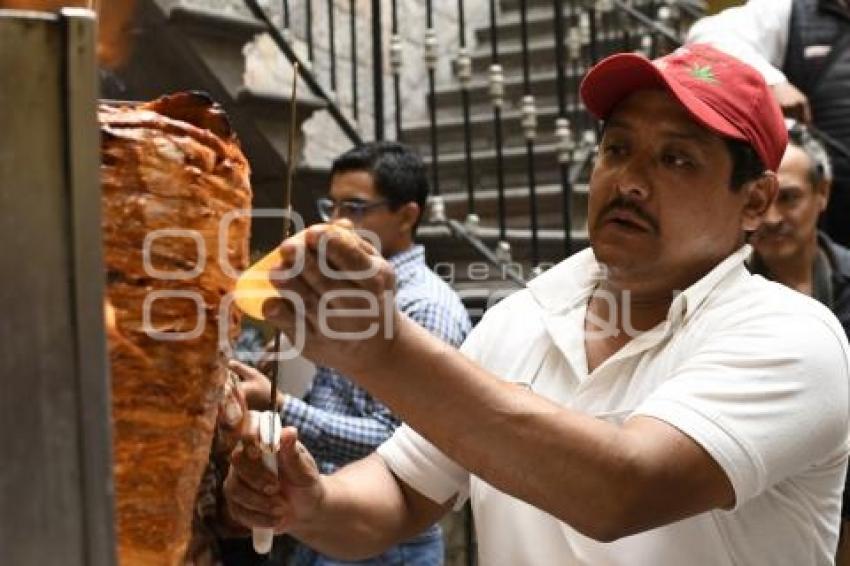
xmin=528 ymin=244 xmax=753 ymax=325
xmin=527 ymin=248 xmax=601 ymax=313
xmin=669 ymin=244 xmax=752 ymax=325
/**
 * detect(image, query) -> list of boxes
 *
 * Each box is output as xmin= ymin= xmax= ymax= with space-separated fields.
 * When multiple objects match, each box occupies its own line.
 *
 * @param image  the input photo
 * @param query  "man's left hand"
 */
xmin=263 ymin=222 xmax=402 ymax=377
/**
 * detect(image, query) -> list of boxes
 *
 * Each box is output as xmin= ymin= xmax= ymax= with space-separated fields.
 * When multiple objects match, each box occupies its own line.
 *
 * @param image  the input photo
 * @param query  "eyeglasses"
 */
xmin=316 ymin=197 xmax=390 ymax=222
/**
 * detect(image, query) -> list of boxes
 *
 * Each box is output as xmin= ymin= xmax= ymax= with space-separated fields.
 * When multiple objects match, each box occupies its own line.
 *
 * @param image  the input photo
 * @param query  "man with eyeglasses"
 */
xmin=228 ymin=141 xmax=471 ymax=565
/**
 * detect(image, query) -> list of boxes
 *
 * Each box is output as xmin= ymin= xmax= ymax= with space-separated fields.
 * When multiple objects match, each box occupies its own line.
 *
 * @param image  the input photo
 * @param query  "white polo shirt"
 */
xmin=377 ymin=246 xmax=850 ymax=565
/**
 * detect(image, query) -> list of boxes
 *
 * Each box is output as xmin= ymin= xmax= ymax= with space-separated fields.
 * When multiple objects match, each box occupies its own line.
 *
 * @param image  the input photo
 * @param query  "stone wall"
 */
xmin=182 ymin=0 xmax=488 ymax=167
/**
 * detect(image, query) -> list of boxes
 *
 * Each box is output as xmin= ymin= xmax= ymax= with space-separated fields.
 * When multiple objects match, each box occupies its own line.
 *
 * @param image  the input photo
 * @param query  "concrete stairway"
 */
xmin=102 ymin=0 xmax=702 ymax=316
xmin=101 ymin=0 xmax=330 ymax=255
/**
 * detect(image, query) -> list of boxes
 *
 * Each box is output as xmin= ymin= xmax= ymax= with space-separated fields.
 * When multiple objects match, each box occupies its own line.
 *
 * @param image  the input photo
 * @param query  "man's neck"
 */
xmin=593 ymin=281 xmax=675 ymax=332
xmin=383 ymin=240 xmax=414 ymax=260
xmin=760 ymin=238 xmax=819 ymax=296
xmin=584 ymin=283 xmax=674 ymax=372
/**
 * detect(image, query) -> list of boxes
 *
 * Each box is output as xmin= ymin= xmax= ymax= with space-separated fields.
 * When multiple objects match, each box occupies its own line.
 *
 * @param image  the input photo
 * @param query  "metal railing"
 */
xmin=243 ymin=0 xmax=705 ymax=284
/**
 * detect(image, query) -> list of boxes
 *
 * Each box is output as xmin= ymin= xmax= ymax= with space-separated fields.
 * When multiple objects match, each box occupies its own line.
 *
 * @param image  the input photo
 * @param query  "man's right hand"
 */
xmin=771 ymin=82 xmax=812 ymax=124
xmin=223 ymin=425 xmax=325 ymax=535
xmin=228 ymin=359 xmax=285 ymax=412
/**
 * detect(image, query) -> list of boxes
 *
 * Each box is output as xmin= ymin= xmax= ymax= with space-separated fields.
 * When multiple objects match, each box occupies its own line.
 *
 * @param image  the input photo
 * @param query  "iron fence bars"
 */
xmin=282 ymin=0 xmax=290 ymax=33
xmin=580 ymin=6 xmax=600 ymax=142
xmin=518 ymin=0 xmax=540 ymax=267
xmin=372 ymin=0 xmax=385 ymax=140
xmin=349 ymin=0 xmax=359 ymax=123
xmin=424 ymin=2 xmax=440 ymax=195
xmin=615 ymin=6 xmax=637 ymax=55
xmin=456 ymin=0 xmax=476 ymax=223
xmin=677 ymin=0 xmax=706 ymax=21
xmin=488 ymin=0 xmax=508 ymax=256
xmin=583 ymin=6 xmax=598 ymax=66
xmin=445 ymin=219 xmax=526 ymax=287
xmin=328 ymin=0 xmax=337 ymax=93
xmin=244 ymin=0 xmax=362 ymax=145
xmin=612 ymin=0 xmax=679 ymax=44
xmin=553 ymin=0 xmax=574 ymax=257
xmin=390 ymin=0 xmax=403 ymax=140
xmin=596 ymin=0 xmax=615 ymax=57
xmin=566 ymin=2 xmax=582 ymax=132
xmin=656 ymin=3 xmax=682 ymax=55
xmin=306 ymin=0 xmax=314 ymax=63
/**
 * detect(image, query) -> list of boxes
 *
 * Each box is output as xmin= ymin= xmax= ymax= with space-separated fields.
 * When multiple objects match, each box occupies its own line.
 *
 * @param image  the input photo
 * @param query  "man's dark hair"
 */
xmin=724 ymin=138 xmax=765 ymax=191
xmin=330 ymin=141 xmax=430 ymax=234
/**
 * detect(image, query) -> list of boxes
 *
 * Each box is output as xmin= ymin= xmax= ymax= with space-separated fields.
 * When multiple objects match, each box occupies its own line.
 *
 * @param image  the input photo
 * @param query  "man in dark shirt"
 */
xmin=750 ymin=120 xmax=850 ymax=339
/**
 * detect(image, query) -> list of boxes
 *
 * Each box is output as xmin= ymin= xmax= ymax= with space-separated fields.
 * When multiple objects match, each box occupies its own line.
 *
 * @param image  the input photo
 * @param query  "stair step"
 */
xmin=168 ymin=3 xmax=266 ymax=42
xmin=470 ymin=33 xmax=640 ymax=76
xmin=498 ymin=0 xmax=558 ymax=12
xmin=422 ymin=142 xmax=589 ymax=194
xmin=163 ymin=2 xmax=267 ymax=98
xmin=235 ymin=86 xmax=326 ymax=162
xmin=433 ymin=69 xmax=587 ymax=117
xmin=236 ymin=87 xmax=326 ymax=118
xmin=475 ymin=6 xmax=570 ymax=46
xmin=476 ymin=5 xmax=628 ymax=46
xmin=497 ymin=0 xmax=672 ymax=13
xmin=404 ymin=103 xmax=597 ymax=156
xmin=438 ymin=183 xmax=589 ymax=230
xmin=417 ymin=223 xmax=588 ymax=260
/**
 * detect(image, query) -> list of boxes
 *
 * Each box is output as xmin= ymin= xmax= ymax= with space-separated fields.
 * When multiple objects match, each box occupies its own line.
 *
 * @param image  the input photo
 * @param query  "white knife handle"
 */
xmin=251 ymin=410 xmax=282 ymax=555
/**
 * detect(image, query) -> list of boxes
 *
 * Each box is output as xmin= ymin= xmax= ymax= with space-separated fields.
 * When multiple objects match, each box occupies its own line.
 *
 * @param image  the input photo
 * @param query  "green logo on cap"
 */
xmin=690 ymin=64 xmax=718 ymax=84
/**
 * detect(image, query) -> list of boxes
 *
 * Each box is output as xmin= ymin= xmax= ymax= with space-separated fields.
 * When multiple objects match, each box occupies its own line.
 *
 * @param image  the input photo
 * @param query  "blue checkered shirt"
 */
xmin=280 ymin=245 xmax=471 ymax=474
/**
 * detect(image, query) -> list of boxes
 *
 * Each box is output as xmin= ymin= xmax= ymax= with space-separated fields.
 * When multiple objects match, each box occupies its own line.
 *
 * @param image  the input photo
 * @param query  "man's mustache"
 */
xmin=596 ymin=197 xmax=659 ymax=234
xmin=754 ymin=221 xmax=794 ymax=239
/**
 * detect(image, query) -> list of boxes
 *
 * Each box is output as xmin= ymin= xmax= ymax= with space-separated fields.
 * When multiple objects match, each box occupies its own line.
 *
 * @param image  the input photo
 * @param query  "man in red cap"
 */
xmin=224 ymin=45 xmax=850 ymax=564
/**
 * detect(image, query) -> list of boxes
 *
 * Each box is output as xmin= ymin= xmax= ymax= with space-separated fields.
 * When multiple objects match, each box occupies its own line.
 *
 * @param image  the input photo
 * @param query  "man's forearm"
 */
xmin=348 ymin=316 xmax=727 ymax=541
xmin=291 ymin=454 xmax=449 ymax=559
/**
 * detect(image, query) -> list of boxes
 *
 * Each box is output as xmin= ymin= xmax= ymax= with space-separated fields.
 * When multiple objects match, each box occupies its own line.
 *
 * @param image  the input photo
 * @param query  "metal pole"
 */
xmin=372 ymin=0 xmax=385 ymax=140
xmin=519 ymin=0 xmax=540 ymax=266
xmin=350 ymin=0 xmax=359 ymax=123
xmin=425 ymin=0 xmax=439 ymax=194
xmin=553 ymin=0 xmax=573 ymax=256
xmin=391 ymin=0 xmax=402 ymax=140
xmin=457 ymin=0 xmax=476 ymax=216
xmin=306 ymin=0 xmax=314 ymax=63
xmin=488 ymin=0 xmax=507 ymax=244
xmin=328 ymin=0 xmax=337 ymax=92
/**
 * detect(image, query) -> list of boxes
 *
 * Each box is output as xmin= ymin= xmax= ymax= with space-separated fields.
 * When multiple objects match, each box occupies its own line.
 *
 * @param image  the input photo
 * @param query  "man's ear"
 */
xmin=398 ymin=202 xmax=421 ymax=234
xmin=815 ymin=178 xmax=832 ymax=213
xmin=741 ymin=172 xmax=778 ymax=232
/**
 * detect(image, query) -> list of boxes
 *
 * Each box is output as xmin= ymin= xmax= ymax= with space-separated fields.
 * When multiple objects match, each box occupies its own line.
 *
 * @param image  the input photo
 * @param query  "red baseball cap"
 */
xmin=580 ymin=43 xmax=787 ymax=172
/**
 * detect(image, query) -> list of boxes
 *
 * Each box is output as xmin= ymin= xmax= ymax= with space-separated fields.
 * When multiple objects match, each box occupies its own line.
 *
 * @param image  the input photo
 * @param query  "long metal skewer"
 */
xmin=269 ymin=62 xmax=300 ymax=415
